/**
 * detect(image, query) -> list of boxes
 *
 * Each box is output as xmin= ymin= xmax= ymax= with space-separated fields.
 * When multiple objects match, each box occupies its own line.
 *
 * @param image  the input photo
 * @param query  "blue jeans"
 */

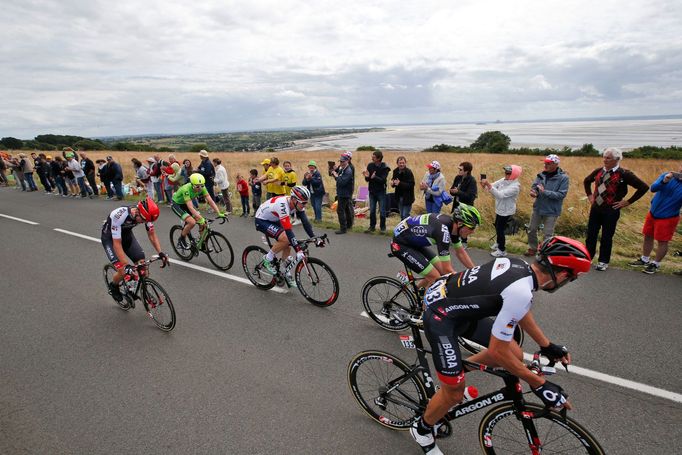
xmin=77 ymin=176 xmax=92 ymax=197
xmin=24 ymin=172 xmax=38 ymax=191
xmin=55 ymin=175 xmax=68 ymax=195
xmin=398 ymin=198 xmax=412 ymax=219
xmin=311 ymin=193 xmax=323 ymax=221
xmin=368 ymin=191 xmax=387 ymax=230
xmin=153 ymin=181 xmax=163 ymax=202
xmin=112 ymin=180 xmax=124 ymax=200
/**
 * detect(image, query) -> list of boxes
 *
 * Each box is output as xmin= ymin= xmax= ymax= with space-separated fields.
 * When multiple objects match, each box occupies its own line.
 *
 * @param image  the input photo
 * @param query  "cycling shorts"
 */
xmin=101 ymin=230 xmax=145 ymax=265
xmin=171 ymin=202 xmax=192 ymax=220
xmin=423 ymin=306 xmax=467 ymax=385
xmin=255 ymin=218 xmax=285 ymax=240
xmin=390 ymin=241 xmax=437 ymax=276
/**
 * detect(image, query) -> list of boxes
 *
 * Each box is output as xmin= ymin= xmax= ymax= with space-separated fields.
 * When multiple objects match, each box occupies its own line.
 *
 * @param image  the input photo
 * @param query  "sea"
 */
xmin=293 ymin=117 xmax=682 ymax=152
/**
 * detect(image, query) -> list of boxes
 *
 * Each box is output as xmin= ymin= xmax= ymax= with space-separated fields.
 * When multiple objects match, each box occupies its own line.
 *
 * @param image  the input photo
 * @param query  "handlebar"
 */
xmin=298 ymin=234 xmax=329 ymax=250
xmin=207 ymin=216 xmax=228 ymax=225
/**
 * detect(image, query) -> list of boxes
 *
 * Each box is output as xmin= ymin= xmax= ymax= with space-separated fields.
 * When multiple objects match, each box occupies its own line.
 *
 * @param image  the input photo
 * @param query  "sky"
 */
xmin=2 ymin=0 xmax=682 ymax=139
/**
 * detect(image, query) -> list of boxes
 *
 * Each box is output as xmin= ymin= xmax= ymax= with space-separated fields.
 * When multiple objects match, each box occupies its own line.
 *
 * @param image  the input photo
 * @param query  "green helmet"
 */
xmin=452 ymin=203 xmax=481 ymax=229
xmin=189 ymin=173 xmax=205 ymax=186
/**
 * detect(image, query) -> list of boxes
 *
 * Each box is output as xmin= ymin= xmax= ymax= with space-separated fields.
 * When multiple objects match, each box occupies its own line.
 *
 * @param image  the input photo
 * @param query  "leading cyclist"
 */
xmin=391 ymin=203 xmax=481 ymax=293
xmin=172 ymin=173 xmax=226 ymax=250
xmin=102 ymin=196 xmax=169 ymax=301
xmin=410 ymin=236 xmax=591 ymax=455
xmin=254 ymin=185 xmax=321 ymax=285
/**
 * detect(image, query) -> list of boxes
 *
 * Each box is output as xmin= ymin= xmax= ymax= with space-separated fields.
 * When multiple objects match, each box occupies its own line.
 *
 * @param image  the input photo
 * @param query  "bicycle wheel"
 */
xmin=294 ymin=257 xmax=339 ymax=306
xmin=205 ymin=232 xmax=234 ymax=271
xmin=361 ymin=277 xmax=419 ymax=331
xmin=142 ymin=278 xmax=176 ymax=332
xmin=241 ymin=245 xmax=276 ymax=290
xmin=170 ymin=225 xmax=194 ymax=261
xmin=103 ymin=264 xmax=131 ymax=310
xmin=348 ymin=351 xmax=428 ymax=430
xmin=478 ymin=403 xmax=605 ymax=454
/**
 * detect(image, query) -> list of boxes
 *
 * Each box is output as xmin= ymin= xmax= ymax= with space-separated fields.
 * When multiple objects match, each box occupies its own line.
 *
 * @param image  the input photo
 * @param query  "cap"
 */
xmin=503 ymin=165 xmax=512 ymax=173
xmin=426 ymin=160 xmax=441 ymax=170
xmin=106 ymin=155 xmax=113 ymax=161
xmin=146 ymin=156 xmax=155 ymax=163
xmin=308 ymin=160 xmax=317 ymax=167
xmin=199 ymin=150 xmax=209 ymax=158
xmin=339 ymin=154 xmax=349 ymax=162
xmin=543 ymin=154 xmax=560 ymax=164
xmin=46 ymin=155 xmax=53 ymax=159
xmin=261 ymin=158 xmax=271 ymax=165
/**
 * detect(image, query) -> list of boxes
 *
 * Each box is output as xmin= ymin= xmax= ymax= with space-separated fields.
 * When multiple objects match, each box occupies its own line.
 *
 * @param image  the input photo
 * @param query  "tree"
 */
xmin=356 ymin=145 xmax=376 ymax=151
xmin=1 ymin=137 xmax=23 ymax=149
xmin=74 ymin=139 xmax=106 ymax=150
xmin=189 ymin=143 xmax=209 ymax=153
xmin=470 ymin=131 xmax=511 ymax=153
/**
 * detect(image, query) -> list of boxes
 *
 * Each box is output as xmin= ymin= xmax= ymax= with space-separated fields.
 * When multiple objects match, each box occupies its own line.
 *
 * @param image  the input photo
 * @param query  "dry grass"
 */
xmin=83 ymin=150 xmax=682 ymax=271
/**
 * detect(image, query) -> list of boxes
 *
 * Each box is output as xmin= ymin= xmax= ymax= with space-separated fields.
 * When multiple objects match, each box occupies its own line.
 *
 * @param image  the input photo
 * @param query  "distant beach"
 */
xmin=293 ymin=118 xmax=682 ymax=151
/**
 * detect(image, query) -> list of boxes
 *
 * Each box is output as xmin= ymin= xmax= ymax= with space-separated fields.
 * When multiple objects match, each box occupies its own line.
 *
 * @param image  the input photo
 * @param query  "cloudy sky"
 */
xmin=2 ymin=0 xmax=681 ymax=138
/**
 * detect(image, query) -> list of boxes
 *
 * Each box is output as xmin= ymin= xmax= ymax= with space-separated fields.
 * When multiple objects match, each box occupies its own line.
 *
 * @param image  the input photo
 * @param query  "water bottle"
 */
xmin=396 ymin=271 xmax=409 ymax=286
xmin=261 ymin=235 xmax=268 ymax=245
xmin=463 ymin=385 xmax=479 ymax=402
xmin=125 ymin=276 xmax=137 ymax=294
xmin=284 ymin=256 xmax=296 ymax=275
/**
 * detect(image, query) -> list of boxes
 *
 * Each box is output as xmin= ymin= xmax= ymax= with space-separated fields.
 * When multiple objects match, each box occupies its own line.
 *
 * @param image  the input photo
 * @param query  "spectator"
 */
xmin=44 ymin=155 xmax=57 ymax=191
xmin=259 ymin=156 xmax=285 ymax=199
xmin=304 ymin=160 xmax=325 ymax=222
xmin=524 ymin=154 xmax=570 ymax=256
xmin=449 ymin=161 xmax=477 ymax=207
xmin=66 ymin=151 xmax=93 ymax=198
xmin=163 ymin=155 xmax=182 ymax=205
xmin=10 ymin=156 xmax=26 ymax=191
xmin=149 ymin=155 xmax=163 ymax=203
xmin=332 ymin=152 xmax=354 ymax=234
xmin=32 ymin=152 xmax=53 ymax=193
xmin=249 ymin=169 xmax=262 ymax=217
xmin=482 ymin=165 xmax=522 ymax=257
xmin=97 ymin=159 xmax=112 ymax=198
xmin=0 ymin=154 xmax=8 ymax=186
xmin=236 ymin=173 xmax=250 ymax=217
xmin=420 ymin=160 xmax=447 ymax=214
xmin=282 ymin=160 xmax=297 ymax=196
xmin=628 ymin=163 xmax=682 ymax=274
xmin=213 ymin=157 xmax=233 ymax=213
xmin=52 ymin=156 xmax=69 ymax=197
xmin=105 ymin=155 xmax=124 ymax=200
xmin=197 ymin=150 xmax=216 ymax=202
xmin=390 ymin=156 xmax=415 ymax=219
xmin=133 ymin=158 xmax=152 ymax=196
xmin=363 ymin=150 xmax=390 ymax=233
xmin=180 ymin=159 xmax=199 ymax=209
xmin=80 ymin=152 xmax=98 ymax=196
xmin=584 ymin=147 xmax=649 ymax=271
xmin=20 ymin=153 xmax=38 ymax=191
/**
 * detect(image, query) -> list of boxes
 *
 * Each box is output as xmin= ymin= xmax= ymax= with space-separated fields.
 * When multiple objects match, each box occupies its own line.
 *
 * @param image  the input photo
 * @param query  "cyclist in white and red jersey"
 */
xmin=254 ymin=186 xmax=321 ymax=283
xmin=410 ymin=236 xmax=591 ymax=455
xmin=101 ymin=196 xmax=169 ymax=301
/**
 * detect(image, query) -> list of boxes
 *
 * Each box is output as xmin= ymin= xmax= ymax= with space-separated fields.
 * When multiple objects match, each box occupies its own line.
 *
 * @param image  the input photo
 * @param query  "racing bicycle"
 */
xmin=361 ymin=253 xmax=524 ymax=354
xmin=170 ymin=216 xmax=234 ymax=271
xmin=347 ymin=317 xmax=604 ymax=454
xmin=103 ymin=255 xmax=176 ymax=332
xmin=241 ymin=233 xmax=339 ymax=307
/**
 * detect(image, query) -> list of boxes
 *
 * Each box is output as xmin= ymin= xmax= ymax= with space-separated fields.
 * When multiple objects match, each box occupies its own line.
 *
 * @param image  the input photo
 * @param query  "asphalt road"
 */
xmin=1 ymin=188 xmax=681 ymax=454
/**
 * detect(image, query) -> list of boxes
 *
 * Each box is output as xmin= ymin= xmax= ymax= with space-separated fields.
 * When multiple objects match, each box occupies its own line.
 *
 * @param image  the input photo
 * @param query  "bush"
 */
xmin=356 ymin=145 xmax=376 ymax=151
xmin=189 ymin=144 xmax=209 ymax=153
xmin=1 ymin=137 xmax=23 ymax=149
xmin=471 ymin=131 xmax=511 ymax=153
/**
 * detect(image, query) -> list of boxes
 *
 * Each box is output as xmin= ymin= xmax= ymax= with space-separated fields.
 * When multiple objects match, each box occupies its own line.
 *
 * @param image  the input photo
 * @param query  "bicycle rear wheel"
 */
xmin=361 ymin=277 xmax=419 ymax=331
xmin=294 ymin=257 xmax=339 ymax=306
xmin=478 ymin=403 xmax=605 ymax=454
xmin=170 ymin=225 xmax=194 ymax=261
xmin=205 ymin=232 xmax=234 ymax=271
xmin=142 ymin=278 xmax=176 ymax=332
xmin=103 ymin=264 xmax=131 ymax=310
xmin=347 ymin=350 xmax=428 ymax=430
xmin=241 ymin=245 xmax=276 ymax=290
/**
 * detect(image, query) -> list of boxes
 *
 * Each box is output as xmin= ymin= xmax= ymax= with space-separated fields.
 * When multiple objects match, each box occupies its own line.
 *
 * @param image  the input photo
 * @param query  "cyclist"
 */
xmin=254 ymin=185 xmax=321 ymax=285
xmin=102 ymin=196 xmax=169 ymax=302
xmin=391 ymin=203 xmax=481 ymax=292
xmin=410 ymin=236 xmax=590 ymax=455
xmin=172 ymin=173 xmax=226 ymax=250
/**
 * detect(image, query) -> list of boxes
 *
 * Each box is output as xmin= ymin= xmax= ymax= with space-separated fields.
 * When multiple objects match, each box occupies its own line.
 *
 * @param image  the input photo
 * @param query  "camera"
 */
xmin=671 ymin=172 xmax=682 ymax=181
xmin=480 ymin=173 xmax=487 ymax=180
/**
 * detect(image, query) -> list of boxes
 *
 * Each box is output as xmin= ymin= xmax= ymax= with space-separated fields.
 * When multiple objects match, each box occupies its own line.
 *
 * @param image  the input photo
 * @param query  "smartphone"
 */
xmin=480 ymin=173 xmax=487 ymax=180
xmin=672 ymin=172 xmax=682 ymax=180
xmin=328 ymin=160 xmax=336 ymax=170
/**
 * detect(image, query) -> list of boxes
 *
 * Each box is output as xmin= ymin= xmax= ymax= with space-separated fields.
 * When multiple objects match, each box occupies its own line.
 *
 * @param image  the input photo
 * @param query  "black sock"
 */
xmin=416 ymin=417 xmax=433 ymax=436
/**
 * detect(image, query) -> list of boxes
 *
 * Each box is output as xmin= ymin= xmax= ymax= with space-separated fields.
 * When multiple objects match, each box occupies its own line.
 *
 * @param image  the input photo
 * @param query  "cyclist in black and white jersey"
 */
xmin=410 ymin=236 xmax=592 ymax=455
xmin=101 ymin=196 xmax=169 ymax=301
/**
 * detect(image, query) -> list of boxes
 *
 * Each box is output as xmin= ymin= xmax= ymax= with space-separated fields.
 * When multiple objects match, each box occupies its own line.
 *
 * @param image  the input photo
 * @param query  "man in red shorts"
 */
xmin=629 ymin=162 xmax=682 ymax=274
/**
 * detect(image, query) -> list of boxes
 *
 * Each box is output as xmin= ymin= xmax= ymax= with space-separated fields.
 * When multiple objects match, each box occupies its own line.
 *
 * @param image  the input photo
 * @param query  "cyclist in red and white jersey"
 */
xmin=101 ymin=196 xmax=169 ymax=301
xmin=254 ymin=186 xmax=321 ymax=283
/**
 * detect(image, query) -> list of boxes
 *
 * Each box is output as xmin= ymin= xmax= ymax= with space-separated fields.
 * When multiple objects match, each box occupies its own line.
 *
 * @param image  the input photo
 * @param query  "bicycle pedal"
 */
xmin=435 ymin=420 xmax=452 ymax=439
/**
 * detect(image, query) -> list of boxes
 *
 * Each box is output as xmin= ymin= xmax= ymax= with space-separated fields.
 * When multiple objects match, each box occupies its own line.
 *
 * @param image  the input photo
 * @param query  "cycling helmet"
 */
xmin=537 ymin=236 xmax=591 ymax=277
xmin=189 ymin=173 xmax=205 ymax=186
xmin=452 ymin=203 xmax=482 ymax=229
xmin=137 ymin=196 xmax=160 ymax=222
xmin=290 ymin=185 xmax=310 ymax=204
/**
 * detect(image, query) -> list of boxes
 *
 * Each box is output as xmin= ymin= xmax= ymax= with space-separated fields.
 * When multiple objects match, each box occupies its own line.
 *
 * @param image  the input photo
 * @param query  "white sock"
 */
xmin=641 ymin=255 xmax=650 ymax=262
xmin=652 ymin=261 xmax=660 ymax=267
xmin=266 ymin=250 xmax=275 ymax=261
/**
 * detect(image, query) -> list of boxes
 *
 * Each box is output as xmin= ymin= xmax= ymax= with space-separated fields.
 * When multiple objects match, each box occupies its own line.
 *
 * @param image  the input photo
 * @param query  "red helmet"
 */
xmin=137 ymin=196 xmax=160 ymax=222
xmin=537 ymin=236 xmax=591 ymax=278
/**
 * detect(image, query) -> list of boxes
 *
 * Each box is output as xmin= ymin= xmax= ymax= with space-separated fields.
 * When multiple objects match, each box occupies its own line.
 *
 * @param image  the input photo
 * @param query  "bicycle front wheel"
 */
xmin=205 ymin=232 xmax=234 ymax=271
xmin=142 ymin=278 xmax=176 ymax=332
xmin=241 ymin=245 xmax=276 ymax=290
xmin=294 ymin=257 xmax=339 ymax=306
xmin=347 ymin=351 xmax=428 ymax=430
xmin=103 ymin=264 xmax=131 ymax=310
xmin=361 ymin=277 xmax=418 ymax=331
xmin=478 ymin=403 xmax=605 ymax=454
xmin=170 ymin=225 xmax=194 ymax=261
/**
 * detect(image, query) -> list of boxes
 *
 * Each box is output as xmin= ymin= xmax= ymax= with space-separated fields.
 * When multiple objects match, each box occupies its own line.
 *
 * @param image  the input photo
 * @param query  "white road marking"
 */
xmin=360 ymin=311 xmax=682 ymax=403
xmin=0 ymin=213 xmax=39 ymax=225
xmin=53 ymin=228 xmax=287 ymax=293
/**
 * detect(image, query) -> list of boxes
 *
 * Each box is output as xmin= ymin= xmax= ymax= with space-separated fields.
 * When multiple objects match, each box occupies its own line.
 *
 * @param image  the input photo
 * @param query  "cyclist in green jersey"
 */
xmin=172 ymin=173 xmax=226 ymax=249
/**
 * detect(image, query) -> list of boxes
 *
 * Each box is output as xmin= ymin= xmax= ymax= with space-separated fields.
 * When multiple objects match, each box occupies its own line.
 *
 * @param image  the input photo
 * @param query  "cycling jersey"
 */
xmin=101 ymin=207 xmax=152 ymax=264
xmin=391 ymin=214 xmax=460 ymax=275
xmin=255 ymin=196 xmax=314 ymax=247
xmin=172 ymin=182 xmax=209 ymax=204
xmin=422 ymin=257 xmax=537 ymax=385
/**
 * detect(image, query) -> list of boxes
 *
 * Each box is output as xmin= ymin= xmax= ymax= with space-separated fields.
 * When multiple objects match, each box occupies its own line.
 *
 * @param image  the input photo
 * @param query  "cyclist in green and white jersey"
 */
xmin=171 ymin=173 xmax=226 ymax=249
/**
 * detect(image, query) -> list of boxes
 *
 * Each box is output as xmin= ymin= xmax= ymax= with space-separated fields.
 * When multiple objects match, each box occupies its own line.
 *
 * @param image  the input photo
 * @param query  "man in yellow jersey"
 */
xmin=259 ymin=157 xmax=285 ymax=198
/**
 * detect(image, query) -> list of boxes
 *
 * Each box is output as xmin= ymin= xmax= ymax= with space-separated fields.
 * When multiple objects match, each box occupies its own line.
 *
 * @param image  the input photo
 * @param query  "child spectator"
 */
xmin=236 ymin=173 xmax=250 ymax=217
xmin=249 ymin=169 xmax=262 ymax=218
